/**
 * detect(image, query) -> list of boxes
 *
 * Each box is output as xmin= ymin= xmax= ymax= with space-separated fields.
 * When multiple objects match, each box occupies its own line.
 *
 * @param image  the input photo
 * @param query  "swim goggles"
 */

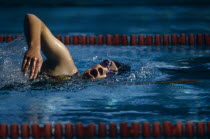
xmin=100 ymin=60 xmax=118 ymax=76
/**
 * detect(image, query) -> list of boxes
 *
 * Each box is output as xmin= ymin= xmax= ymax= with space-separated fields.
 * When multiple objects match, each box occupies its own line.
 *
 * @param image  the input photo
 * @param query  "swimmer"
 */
xmin=22 ymin=14 xmax=130 ymax=80
xmin=21 ymin=14 xmax=199 ymax=85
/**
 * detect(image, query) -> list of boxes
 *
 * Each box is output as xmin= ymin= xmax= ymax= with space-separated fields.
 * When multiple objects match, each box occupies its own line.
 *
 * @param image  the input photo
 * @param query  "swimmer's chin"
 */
xmin=82 ymin=71 xmax=108 ymax=80
xmin=82 ymin=74 xmax=105 ymax=80
xmin=82 ymin=74 xmax=95 ymax=80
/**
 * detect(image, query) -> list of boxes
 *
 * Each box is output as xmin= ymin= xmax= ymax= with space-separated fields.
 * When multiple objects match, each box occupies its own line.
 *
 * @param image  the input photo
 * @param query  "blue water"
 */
xmin=0 ymin=5 xmax=210 ymax=124
xmin=0 ymin=36 xmax=210 ymax=124
xmin=0 ymin=6 xmax=210 ymax=34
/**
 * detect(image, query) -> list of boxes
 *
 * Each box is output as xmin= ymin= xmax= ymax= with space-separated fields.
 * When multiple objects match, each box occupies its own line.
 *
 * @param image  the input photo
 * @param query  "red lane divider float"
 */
xmin=1 ymin=34 xmax=210 ymax=46
xmin=197 ymin=33 xmax=203 ymax=46
xmin=122 ymin=35 xmax=128 ymax=45
xmin=64 ymin=35 xmax=71 ymax=45
xmin=171 ymin=34 xmax=178 ymax=45
xmin=89 ymin=35 xmax=96 ymax=45
xmin=98 ymin=123 xmax=107 ymax=137
xmin=98 ymin=35 xmax=104 ymax=45
xmin=130 ymin=35 xmax=137 ymax=45
xmin=154 ymin=34 xmax=161 ymax=45
xmin=138 ymin=35 xmax=145 ymax=45
xmin=153 ymin=122 xmax=161 ymax=137
xmin=0 ymin=122 xmax=209 ymax=138
xmin=65 ymin=123 xmax=74 ymax=138
xmin=7 ymin=35 xmax=14 ymax=42
xmin=21 ymin=123 xmax=30 ymax=138
xmin=163 ymin=34 xmax=170 ymax=45
xmin=113 ymin=34 xmax=120 ymax=45
xmin=205 ymin=34 xmax=210 ymax=46
xmin=106 ymin=34 xmax=113 ymax=45
xmin=0 ymin=35 xmax=4 ymax=43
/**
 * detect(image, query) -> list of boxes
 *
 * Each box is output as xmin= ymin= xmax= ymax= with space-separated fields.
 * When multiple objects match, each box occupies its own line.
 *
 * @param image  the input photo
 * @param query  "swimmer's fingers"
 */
xmin=23 ymin=57 xmax=31 ymax=76
xmin=29 ymin=58 xmax=37 ymax=79
xmin=33 ymin=59 xmax=42 ymax=79
xmin=22 ymin=56 xmax=28 ymax=72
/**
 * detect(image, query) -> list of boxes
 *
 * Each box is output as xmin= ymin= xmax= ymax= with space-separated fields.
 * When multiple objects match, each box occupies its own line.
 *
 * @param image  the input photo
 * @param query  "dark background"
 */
xmin=0 ymin=0 xmax=210 ymax=6
xmin=0 ymin=0 xmax=209 ymax=34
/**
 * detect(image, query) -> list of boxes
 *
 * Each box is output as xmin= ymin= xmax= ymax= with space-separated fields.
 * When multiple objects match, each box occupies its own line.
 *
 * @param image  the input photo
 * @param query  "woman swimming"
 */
xmin=22 ymin=14 xmax=199 ymax=85
xmin=22 ymin=14 xmax=130 ymax=80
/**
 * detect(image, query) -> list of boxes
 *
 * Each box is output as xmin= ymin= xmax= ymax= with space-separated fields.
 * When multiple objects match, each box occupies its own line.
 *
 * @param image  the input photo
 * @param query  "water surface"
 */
xmin=0 ymin=36 xmax=209 ymax=124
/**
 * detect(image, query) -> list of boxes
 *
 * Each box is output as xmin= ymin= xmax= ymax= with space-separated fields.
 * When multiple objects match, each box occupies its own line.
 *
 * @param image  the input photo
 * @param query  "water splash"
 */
xmin=0 ymin=36 xmax=28 ymax=89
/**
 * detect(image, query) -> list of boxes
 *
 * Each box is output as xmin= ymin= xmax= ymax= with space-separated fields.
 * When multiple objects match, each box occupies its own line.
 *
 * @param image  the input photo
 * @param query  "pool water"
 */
xmin=0 ymin=5 xmax=210 ymax=34
xmin=0 ymin=5 xmax=210 ymax=125
xmin=0 ymin=36 xmax=210 ymax=124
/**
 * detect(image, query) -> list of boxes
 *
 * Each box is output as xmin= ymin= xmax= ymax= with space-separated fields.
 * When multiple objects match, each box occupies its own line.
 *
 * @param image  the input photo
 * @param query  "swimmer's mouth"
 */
xmin=82 ymin=69 xmax=98 ymax=79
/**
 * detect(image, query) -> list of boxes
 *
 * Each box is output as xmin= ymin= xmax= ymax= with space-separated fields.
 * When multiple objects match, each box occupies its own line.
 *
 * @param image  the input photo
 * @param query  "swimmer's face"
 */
xmin=82 ymin=60 xmax=118 ymax=79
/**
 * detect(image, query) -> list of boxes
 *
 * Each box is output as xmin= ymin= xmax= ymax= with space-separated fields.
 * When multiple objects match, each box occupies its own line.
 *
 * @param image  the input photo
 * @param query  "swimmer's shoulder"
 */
xmin=41 ymin=60 xmax=78 ymax=78
xmin=37 ymin=72 xmax=81 ymax=82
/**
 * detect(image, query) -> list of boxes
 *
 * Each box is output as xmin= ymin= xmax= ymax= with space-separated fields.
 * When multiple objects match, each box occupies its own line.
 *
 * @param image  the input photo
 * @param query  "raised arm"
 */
xmin=22 ymin=14 xmax=43 ymax=79
xmin=22 ymin=14 xmax=78 ymax=79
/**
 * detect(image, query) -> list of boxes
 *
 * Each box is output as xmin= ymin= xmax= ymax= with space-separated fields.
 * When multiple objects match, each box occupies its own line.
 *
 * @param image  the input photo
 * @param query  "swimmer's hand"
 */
xmin=22 ymin=47 xmax=43 ymax=79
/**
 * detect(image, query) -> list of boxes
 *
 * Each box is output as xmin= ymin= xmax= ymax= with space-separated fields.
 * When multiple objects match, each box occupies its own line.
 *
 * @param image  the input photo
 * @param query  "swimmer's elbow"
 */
xmin=24 ymin=14 xmax=46 ymax=33
xmin=24 ymin=14 xmax=41 ymax=23
xmin=25 ymin=14 xmax=36 ymax=18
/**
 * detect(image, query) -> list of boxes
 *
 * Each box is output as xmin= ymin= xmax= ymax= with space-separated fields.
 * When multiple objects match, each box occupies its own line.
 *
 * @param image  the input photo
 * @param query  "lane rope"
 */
xmin=0 ymin=34 xmax=210 ymax=46
xmin=0 ymin=122 xmax=209 ymax=138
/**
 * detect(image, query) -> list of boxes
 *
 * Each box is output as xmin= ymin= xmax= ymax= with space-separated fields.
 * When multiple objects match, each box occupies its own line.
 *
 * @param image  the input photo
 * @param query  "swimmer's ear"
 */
xmin=110 ymin=61 xmax=118 ymax=72
xmin=112 ymin=61 xmax=131 ymax=75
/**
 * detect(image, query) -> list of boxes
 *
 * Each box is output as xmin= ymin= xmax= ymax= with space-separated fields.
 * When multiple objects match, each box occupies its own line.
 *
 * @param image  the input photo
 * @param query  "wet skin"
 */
xmin=82 ymin=60 xmax=118 ymax=79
